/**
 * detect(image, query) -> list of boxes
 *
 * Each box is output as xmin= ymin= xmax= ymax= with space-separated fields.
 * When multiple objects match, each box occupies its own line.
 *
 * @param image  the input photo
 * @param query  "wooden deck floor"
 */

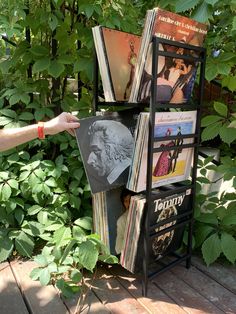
xmin=0 ymin=256 xmax=235 ymax=314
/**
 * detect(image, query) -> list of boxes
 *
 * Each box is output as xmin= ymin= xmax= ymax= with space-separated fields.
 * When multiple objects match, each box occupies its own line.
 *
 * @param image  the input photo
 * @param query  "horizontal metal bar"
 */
xmin=150 ymin=209 xmax=193 ymax=232
xmin=149 ymin=217 xmax=193 ymax=238
xmin=155 ymin=50 xmax=203 ymax=62
xmin=153 ymin=36 xmax=206 ymax=53
xmin=153 ymin=103 xmax=200 ymax=109
xmin=154 ymin=133 xmax=198 ymax=141
xmin=153 ymin=142 xmax=198 ymax=153
xmin=148 ymin=253 xmax=191 ymax=279
xmin=150 ymin=184 xmax=194 ymax=200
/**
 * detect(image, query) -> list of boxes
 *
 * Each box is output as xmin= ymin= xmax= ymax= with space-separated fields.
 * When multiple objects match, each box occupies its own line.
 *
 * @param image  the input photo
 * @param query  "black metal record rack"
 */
xmin=93 ymin=36 xmax=206 ymax=297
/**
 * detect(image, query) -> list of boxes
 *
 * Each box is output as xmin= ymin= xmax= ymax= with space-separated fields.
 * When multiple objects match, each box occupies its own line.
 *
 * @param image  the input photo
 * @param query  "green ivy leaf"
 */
xmin=72 ymin=225 xmax=86 ymax=239
xmin=37 ymin=211 xmax=48 ymax=225
xmin=222 ymin=75 xmax=236 ymax=92
xmin=191 ymin=1 xmax=212 ymax=23
xmin=56 ymin=278 xmax=80 ymax=299
xmin=9 ymin=94 xmax=21 ymax=106
xmin=205 ymin=62 xmax=218 ymax=81
xmin=7 ymin=179 xmax=19 ymax=190
xmin=213 ymin=101 xmax=228 ymax=117
xmin=0 ymin=172 xmax=9 ymax=180
xmin=32 ymin=58 xmax=50 ymax=73
xmin=30 ymin=45 xmax=48 ymax=56
xmin=30 ymin=267 xmax=42 ymax=280
xmin=78 ymin=240 xmax=98 ymax=271
xmin=34 ymin=254 xmax=48 ymax=267
xmin=42 ymin=183 xmax=51 ymax=195
xmin=73 ymin=168 xmax=84 ymax=181
xmin=34 ymin=168 xmax=45 ymax=179
xmin=201 ymin=121 xmax=222 ymax=142
xmin=74 ymin=217 xmax=92 ymax=230
xmin=48 ymin=60 xmax=65 ymax=78
xmin=20 ymin=94 xmax=30 ymax=105
xmin=175 ymin=0 xmax=201 ymax=12
xmin=27 ymin=222 xmax=42 ymax=236
xmin=217 ymin=63 xmax=231 ymax=76
xmin=205 ymin=0 xmax=219 ymax=5
xmin=0 ymin=109 xmax=17 ymax=118
xmin=202 ymin=233 xmax=222 ymax=266
xmin=48 ymin=262 xmax=57 ymax=273
xmin=19 ymin=170 xmax=31 ymax=181
xmin=5 ymin=201 xmax=16 ymax=214
xmin=0 ymin=116 xmax=13 ymax=126
xmin=70 ymin=269 xmax=82 ymax=283
xmin=39 ymin=267 xmax=51 ymax=286
xmin=195 ymin=213 xmax=218 ymax=224
xmin=221 ymin=233 xmax=236 ymax=264
xmin=1 ymin=183 xmax=12 ymax=201
xmin=15 ymin=231 xmax=34 ymax=257
xmin=201 ymin=115 xmax=222 ymax=127
xmin=45 ymin=178 xmax=57 ymax=187
xmin=19 ymin=112 xmax=34 ymax=121
xmin=32 ymin=183 xmax=44 ymax=194
xmin=60 ymin=142 xmax=68 ymax=150
xmin=0 ymin=235 xmax=13 ymax=262
xmin=221 ymin=214 xmax=236 ymax=225
xmin=44 ymin=223 xmax=63 ymax=231
xmin=79 ymin=4 xmax=95 ymax=18
xmin=98 ymin=254 xmax=118 ymax=264
xmin=60 ymin=239 xmax=77 ymax=264
xmin=219 ymin=126 xmax=236 ymax=145
xmin=228 ymin=120 xmax=236 ymax=128
xmin=48 ymin=14 xmax=58 ymax=31
xmin=69 ymin=195 xmax=81 ymax=209
xmin=14 ymin=208 xmax=24 ymax=225
xmin=53 ymin=226 xmax=72 ymax=247
xmin=194 ymin=225 xmax=215 ymax=247
xmin=29 ymin=173 xmax=41 ymax=187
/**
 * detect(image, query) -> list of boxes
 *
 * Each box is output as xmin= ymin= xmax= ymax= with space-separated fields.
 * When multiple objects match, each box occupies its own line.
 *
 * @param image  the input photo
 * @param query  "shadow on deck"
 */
xmin=0 ymin=256 xmax=235 ymax=314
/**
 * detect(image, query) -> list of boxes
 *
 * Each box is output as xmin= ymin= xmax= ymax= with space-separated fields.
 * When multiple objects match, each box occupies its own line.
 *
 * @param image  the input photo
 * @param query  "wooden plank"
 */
xmin=192 ymin=256 xmax=236 ymax=294
xmin=0 ymin=261 xmax=29 ymax=314
xmin=152 ymin=267 xmax=225 ymax=314
xmin=10 ymin=260 xmax=69 ymax=314
xmin=62 ymin=289 xmax=111 ymax=314
xmin=0 ymin=261 xmax=9 ymax=271
xmin=89 ymin=264 xmax=150 ymax=314
xmin=170 ymin=263 xmax=236 ymax=314
xmin=108 ymin=263 xmax=186 ymax=314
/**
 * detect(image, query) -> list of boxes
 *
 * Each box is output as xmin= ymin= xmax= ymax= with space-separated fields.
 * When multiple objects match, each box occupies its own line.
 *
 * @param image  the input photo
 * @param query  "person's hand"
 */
xmin=44 ymin=112 xmax=80 ymax=136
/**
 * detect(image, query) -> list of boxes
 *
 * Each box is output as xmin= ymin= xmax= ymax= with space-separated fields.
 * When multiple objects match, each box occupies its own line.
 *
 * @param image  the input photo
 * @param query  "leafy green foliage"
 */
xmin=30 ymin=232 xmax=118 ymax=299
xmin=194 ymin=156 xmax=236 ymax=265
xmin=0 ymin=0 xmax=141 ymax=299
xmin=201 ymin=101 xmax=236 ymax=145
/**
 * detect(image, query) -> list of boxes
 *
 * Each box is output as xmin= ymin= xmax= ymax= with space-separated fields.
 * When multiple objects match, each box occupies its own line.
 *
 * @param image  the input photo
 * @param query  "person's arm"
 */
xmin=0 ymin=112 xmax=80 ymax=152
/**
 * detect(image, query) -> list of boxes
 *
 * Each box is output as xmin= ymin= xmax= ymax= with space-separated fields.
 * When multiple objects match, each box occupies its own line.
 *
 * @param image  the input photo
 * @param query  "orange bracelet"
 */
xmin=38 ymin=121 xmax=45 ymax=139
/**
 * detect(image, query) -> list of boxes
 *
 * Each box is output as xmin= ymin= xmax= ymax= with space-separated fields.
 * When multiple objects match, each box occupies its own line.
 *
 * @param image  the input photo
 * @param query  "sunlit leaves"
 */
xmin=77 ymin=240 xmax=98 ymax=271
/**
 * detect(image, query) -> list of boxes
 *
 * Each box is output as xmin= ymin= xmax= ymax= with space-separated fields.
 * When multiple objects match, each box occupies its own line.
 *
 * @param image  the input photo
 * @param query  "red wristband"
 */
xmin=38 ymin=121 xmax=45 ymax=139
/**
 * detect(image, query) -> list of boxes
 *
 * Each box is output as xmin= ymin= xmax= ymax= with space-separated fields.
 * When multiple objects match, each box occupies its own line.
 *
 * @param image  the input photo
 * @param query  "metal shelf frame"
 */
xmin=93 ymin=35 xmax=206 ymax=298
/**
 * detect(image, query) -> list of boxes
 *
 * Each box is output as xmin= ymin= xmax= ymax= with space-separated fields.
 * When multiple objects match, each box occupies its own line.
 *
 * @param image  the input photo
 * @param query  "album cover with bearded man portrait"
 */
xmin=75 ymin=108 xmax=140 ymax=194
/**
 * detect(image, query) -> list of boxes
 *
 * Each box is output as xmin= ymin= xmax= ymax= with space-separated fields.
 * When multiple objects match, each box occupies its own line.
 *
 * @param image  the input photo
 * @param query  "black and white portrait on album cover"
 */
xmin=75 ymin=109 xmax=140 ymax=194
